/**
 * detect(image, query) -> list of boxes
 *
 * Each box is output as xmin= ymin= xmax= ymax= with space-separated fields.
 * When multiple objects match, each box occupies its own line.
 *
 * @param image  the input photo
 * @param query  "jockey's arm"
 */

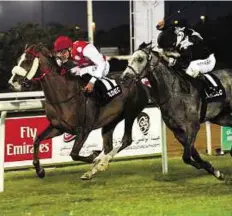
xmin=82 ymin=44 xmax=107 ymax=84
xmin=176 ymin=45 xmax=194 ymax=69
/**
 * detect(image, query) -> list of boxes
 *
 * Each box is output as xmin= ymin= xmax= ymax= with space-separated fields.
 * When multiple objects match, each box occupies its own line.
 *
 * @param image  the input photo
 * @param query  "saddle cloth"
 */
xmin=81 ymin=74 xmax=122 ymax=106
xmin=202 ymin=73 xmax=226 ymax=102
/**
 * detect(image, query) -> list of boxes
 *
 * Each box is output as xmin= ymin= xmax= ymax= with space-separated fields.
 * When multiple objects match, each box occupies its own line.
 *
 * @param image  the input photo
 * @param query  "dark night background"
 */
xmin=1 ymin=1 xmax=232 ymax=91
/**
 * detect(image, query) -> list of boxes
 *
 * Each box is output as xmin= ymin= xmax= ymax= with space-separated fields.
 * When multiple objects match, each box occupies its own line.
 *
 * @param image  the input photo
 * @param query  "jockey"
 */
xmin=53 ymin=36 xmax=110 ymax=93
xmin=156 ymin=20 xmax=216 ymax=80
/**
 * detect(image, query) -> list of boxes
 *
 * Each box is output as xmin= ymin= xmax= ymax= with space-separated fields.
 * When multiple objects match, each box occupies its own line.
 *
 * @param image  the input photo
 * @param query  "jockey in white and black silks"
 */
xmin=53 ymin=36 xmax=110 ymax=93
xmin=156 ymin=20 xmax=216 ymax=79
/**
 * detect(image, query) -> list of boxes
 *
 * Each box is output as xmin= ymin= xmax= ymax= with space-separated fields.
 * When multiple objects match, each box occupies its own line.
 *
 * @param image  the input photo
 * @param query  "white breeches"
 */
xmin=185 ymin=54 xmax=216 ymax=78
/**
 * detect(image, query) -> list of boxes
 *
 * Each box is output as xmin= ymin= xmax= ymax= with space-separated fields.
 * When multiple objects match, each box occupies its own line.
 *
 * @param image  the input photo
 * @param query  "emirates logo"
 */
xmin=63 ymin=133 xmax=77 ymax=143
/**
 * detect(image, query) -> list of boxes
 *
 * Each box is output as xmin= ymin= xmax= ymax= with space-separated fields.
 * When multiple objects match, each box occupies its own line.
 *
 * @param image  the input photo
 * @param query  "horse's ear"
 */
xmin=138 ymin=42 xmax=148 ymax=50
xmin=138 ymin=41 xmax=153 ymax=50
xmin=24 ymin=43 xmax=28 ymax=50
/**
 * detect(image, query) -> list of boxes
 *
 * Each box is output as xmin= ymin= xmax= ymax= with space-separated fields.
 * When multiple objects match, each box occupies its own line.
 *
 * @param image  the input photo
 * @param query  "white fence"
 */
xmin=0 ymin=91 xmax=45 ymax=192
xmin=0 ymin=91 xmax=168 ymax=193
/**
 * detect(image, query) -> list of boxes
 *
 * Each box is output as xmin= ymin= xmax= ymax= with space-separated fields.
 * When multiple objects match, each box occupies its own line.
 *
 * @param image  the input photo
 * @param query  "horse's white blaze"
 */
xmin=26 ymin=57 xmax=39 ymax=80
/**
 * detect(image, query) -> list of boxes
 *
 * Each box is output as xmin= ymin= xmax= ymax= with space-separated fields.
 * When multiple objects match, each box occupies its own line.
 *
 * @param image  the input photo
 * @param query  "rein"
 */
xmin=146 ymin=55 xmax=171 ymax=106
xmin=25 ymin=48 xmax=66 ymax=81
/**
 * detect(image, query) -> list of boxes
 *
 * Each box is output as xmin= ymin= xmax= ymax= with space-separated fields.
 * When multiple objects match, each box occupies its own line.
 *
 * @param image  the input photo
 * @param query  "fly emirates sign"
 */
xmin=5 ymin=117 xmax=52 ymax=162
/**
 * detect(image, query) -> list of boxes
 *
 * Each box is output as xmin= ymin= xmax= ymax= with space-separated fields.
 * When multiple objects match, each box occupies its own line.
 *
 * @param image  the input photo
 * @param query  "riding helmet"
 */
xmin=54 ymin=36 xmax=73 ymax=52
xmin=157 ymin=27 xmax=177 ymax=49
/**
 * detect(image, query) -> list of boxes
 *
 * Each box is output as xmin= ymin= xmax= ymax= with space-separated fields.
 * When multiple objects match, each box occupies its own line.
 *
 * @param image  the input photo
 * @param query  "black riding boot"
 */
xmin=197 ymin=73 xmax=217 ymax=98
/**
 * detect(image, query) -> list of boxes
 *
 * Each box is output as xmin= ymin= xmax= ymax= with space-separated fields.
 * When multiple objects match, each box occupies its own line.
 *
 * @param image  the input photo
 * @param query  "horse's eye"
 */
xmin=137 ymin=57 xmax=144 ymax=62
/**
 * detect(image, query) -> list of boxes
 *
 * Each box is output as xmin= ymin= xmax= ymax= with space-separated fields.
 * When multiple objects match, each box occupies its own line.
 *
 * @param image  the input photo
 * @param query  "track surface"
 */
xmin=167 ymin=123 xmax=221 ymax=156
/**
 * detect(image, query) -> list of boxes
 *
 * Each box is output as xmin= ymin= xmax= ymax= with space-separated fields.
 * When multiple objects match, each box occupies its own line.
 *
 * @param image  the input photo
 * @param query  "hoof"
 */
xmin=37 ymin=168 xmax=45 ymax=179
xmin=214 ymin=170 xmax=225 ymax=181
xmin=80 ymin=172 xmax=93 ymax=180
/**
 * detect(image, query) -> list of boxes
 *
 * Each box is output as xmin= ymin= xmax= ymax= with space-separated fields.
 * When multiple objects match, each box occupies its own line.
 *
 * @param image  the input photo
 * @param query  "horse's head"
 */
xmin=8 ymin=43 xmax=53 ymax=91
xmin=120 ymin=42 xmax=160 ymax=81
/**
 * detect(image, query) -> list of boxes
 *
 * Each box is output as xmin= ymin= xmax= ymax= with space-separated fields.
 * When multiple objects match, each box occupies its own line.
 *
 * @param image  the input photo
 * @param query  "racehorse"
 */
xmin=8 ymin=43 xmax=149 ymax=180
xmin=120 ymin=42 xmax=232 ymax=180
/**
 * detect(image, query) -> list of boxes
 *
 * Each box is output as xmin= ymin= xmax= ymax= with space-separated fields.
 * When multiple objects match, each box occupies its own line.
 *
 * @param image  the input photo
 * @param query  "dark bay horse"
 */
xmin=121 ymin=42 xmax=232 ymax=180
xmin=8 ymin=44 xmax=148 ymax=180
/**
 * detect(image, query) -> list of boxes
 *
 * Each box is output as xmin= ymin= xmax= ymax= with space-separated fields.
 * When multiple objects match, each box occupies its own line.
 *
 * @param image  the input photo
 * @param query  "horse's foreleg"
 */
xmin=116 ymin=117 xmax=134 ymax=153
xmin=174 ymin=124 xmax=202 ymax=169
xmin=191 ymin=146 xmax=224 ymax=180
xmin=175 ymin=123 xmax=224 ymax=180
xmin=69 ymin=127 xmax=93 ymax=163
xmin=96 ymin=115 xmax=135 ymax=164
xmin=81 ymin=117 xmax=122 ymax=180
xmin=33 ymin=125 xmax=63 ymax=178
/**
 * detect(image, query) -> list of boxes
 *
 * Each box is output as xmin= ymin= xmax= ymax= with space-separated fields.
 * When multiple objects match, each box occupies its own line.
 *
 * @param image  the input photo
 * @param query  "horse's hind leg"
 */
xmin=33 ymin=124 xmax=63 ymax=178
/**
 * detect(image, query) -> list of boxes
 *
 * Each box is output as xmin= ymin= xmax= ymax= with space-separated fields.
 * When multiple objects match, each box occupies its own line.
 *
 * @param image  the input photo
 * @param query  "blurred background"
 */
xmin=0 ymin=1 xmax=232 ymax=91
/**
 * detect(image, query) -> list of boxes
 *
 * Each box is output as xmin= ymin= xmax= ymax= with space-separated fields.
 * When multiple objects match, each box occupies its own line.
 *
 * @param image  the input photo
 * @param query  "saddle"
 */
xmin=175 ymin=70 xmax=226 ymax=122
xmin=81 ymin=74 xmax=122 ymax=106
xmin=172 ymin=66 xmax=226 ymax=103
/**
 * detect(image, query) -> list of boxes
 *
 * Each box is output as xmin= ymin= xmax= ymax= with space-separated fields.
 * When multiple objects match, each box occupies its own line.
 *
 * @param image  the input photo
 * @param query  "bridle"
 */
xmin=126 ymin=48 xmax=160 ymax=81
xmin=24 ymin=48 xmax=53 ymax=81
xmin=126 ymin=47 xmax=173 ymax=106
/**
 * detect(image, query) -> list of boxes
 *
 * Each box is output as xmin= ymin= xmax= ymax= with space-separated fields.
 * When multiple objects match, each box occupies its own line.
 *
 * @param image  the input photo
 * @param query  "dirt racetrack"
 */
xmin=167 ymin=123 xmax=221 ymax=156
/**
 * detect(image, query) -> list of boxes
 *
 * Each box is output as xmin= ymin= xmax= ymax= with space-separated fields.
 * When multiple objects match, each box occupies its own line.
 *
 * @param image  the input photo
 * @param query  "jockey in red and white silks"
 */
xmin=53 ymin=36 xmax=110 ymax=93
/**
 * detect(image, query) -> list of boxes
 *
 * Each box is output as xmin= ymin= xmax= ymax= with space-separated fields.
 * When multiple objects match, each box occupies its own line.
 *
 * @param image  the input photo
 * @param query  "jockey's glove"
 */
xmin=70 ymin=66 xmax=81 ymax=75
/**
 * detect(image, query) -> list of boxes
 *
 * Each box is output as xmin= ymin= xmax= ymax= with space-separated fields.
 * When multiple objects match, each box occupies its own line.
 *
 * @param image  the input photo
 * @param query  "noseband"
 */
xmin=25 ymin=47 xmax=54 ymax=81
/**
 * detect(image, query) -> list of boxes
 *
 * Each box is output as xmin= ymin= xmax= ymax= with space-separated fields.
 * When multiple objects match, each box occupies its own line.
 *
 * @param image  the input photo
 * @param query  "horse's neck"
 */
xmin=40 ymin=65 xmax=79 ymax=104
xmin=149 ymin=61 xmax=176 ymax=105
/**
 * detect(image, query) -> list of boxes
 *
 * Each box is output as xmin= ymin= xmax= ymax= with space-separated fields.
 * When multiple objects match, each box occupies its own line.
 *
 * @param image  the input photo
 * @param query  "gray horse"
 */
xmin=121 ymin=42 xmax=232 ymax=180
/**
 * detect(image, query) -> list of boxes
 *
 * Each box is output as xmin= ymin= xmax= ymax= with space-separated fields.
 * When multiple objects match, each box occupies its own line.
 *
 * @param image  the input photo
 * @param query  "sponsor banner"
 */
xmin=133 ymin=0 xmax=164 ymax=50
xmin=4 ymin=116 xmax=52 ymax=168
xmin=221 ymin=126 xmax=232 ymax=151
xmin=54 ymin=108 xmax=162 ymax=161
xmin=4 ymin=107 xmax=162 ymax=168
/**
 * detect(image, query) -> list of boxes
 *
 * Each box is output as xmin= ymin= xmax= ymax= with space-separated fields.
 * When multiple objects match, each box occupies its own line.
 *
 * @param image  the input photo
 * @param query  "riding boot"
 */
xmin=197 ymin=73 xmax=217 ymax=98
